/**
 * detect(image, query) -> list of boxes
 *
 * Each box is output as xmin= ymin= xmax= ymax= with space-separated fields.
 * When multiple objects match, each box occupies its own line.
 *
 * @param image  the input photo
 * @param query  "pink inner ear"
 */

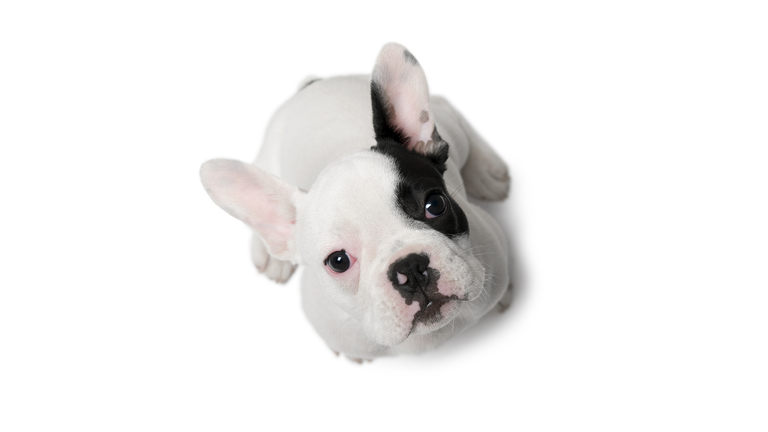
xmin=392 ymin=97 xmax=435 ymax=150
xmin=373 ymin=43 xmax=436 ymax=149
xmin=239 ymin=190 xmax=296 ymax=256
xmin=201 ymin=159 xmax=299 ymax=260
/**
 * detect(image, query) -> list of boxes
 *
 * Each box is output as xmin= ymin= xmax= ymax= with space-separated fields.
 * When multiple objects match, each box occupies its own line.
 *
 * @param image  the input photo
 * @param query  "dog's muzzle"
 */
xmin=387 ymin=253 xmax=456 ymax=325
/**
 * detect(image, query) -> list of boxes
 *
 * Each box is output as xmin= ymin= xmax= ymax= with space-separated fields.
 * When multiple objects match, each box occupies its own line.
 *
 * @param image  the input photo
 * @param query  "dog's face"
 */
xmin=297 ymin=146 xmax=485 ymax=346
xmin=201 ymin=43 xmax=484 ymax=346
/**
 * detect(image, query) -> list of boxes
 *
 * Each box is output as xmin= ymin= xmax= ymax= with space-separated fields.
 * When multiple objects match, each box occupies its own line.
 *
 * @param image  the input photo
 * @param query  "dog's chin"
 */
xmin=366 ymin=300 xmax=464 ymax=347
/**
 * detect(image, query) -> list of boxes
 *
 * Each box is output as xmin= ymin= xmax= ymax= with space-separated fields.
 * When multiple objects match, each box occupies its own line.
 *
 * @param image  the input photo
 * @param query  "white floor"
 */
xmin=2 ymin=1 xmax=766 ymax=430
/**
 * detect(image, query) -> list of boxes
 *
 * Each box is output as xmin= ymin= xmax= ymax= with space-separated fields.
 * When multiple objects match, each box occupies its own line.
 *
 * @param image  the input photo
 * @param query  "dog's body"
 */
xmin=202 ymin=44 xmax=512 ymax=360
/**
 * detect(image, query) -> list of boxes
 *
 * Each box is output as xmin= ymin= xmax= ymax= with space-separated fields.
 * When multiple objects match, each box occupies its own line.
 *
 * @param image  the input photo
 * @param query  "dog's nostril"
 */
xmin=388 ymin=253 xmax=432 ymax=293
xmin=397 ymin=272 xmax=408 ymax=285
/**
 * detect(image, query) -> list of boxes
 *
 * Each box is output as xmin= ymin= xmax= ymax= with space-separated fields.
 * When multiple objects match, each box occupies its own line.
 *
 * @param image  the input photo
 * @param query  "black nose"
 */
xmin=387 ymin=253 xmax=433 ymax=306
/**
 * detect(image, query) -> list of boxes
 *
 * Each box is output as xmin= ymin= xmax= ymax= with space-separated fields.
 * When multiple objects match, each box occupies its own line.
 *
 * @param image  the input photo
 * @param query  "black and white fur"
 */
xmin=201 ymin=43 xmax=511 ymax=360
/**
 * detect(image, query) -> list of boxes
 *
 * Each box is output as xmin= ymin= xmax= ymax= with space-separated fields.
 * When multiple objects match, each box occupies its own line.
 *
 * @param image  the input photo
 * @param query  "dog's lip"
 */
xmin=413 ymin=294 xmax=462 ymax=326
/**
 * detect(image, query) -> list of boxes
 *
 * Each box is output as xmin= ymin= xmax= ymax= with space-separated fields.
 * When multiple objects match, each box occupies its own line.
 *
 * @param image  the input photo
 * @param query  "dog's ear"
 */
xmin=371 ymin=43 xmax=449 ymax=171
xmin=200 ymin=159 xmax=304 ymax=262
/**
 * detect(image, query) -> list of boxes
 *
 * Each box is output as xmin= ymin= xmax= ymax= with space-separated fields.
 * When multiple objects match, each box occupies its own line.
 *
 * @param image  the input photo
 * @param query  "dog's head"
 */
xmin=201 ymin=43 xmax=485 ymax=346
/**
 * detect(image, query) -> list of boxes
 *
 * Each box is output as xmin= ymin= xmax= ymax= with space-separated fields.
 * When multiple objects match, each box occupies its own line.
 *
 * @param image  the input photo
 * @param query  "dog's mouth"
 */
xmin=413 ymin=293 xmax=459 ymax=326
xmin=388 ymin=263 xmax=460 ymax=327
xmin=384 ymin=251 xmax=479 ymax=340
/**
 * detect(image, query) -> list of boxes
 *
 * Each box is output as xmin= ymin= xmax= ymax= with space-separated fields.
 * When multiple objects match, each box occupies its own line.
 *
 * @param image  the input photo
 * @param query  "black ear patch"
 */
xmin=370 ymin=81 xmax=409 ymax=147
xmin=403 ymin=49 xmax=419 ymax=66
xmin=424 ymin=127 xmax=449 ymax=174
xmin=370 ymin=83 xmax=449 ymax=174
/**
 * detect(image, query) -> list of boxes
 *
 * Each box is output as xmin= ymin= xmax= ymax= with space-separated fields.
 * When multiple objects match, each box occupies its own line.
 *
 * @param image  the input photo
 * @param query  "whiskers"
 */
xmin=458 ymin=241 xmax=494 ymax=256
xmin=449 ymin=182 xmax=466 ymax=198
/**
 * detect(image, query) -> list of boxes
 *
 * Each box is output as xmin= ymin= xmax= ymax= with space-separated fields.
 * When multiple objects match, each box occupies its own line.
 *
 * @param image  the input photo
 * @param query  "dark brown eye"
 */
xmin=425 ymin=194 xmax=446 ymax=219
xmin=326 ymin=250 xmax=351 ymax=273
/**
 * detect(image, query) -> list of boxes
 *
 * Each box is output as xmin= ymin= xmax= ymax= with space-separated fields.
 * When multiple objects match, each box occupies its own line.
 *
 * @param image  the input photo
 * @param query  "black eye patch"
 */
xmin=372 ymin=141 xmax=469 ymax=238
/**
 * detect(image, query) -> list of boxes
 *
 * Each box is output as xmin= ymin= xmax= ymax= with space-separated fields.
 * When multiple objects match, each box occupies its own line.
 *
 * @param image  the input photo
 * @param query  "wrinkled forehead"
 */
xmin=305 ymin=150 xmax=401 ymax=220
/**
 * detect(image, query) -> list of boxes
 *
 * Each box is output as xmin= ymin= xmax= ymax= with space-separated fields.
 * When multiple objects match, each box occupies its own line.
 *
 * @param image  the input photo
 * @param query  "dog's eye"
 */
xmin=425 ymin=194 xmax=446 ymax=219
xmin=326 ymin=250 xmax=352 ymax=273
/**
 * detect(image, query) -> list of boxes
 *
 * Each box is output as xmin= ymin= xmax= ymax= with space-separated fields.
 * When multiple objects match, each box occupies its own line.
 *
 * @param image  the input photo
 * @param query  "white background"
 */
xmin=1 ymin=1 xmax=766 ymax=430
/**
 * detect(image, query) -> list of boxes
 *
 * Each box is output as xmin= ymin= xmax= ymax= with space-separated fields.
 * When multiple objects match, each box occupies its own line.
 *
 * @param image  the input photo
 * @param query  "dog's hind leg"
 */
xmin=496 ymin=282 xmax=514 ymax=313
xmin=251 ymin=233 xmax=297 ymax=284
xmin=451 ymin=107 xmax=510 ymax=201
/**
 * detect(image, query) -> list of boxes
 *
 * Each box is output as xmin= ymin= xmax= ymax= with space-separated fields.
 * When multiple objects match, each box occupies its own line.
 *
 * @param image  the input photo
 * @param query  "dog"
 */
xmin=200 ymin=43 xmax=512 ymax=360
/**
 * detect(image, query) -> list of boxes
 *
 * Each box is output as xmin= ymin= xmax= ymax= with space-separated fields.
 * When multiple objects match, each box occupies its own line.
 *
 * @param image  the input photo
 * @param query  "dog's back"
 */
xmin=254 ymin=76 xmax=375 ymax=191
xmin=254 ymin=75 xmax=475 ymax=194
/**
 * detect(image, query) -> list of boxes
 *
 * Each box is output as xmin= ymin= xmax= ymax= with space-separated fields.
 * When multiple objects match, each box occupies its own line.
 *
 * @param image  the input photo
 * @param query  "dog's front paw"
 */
xmin=251 ymin=235 xmax=297 ymax=283
xmin=461 ymin=151 xmax=510 ymax=201
xmin=346 ymin=355 xmax=373 ymax=364
xmin=261 ymin=255 xmax=297 ymax=284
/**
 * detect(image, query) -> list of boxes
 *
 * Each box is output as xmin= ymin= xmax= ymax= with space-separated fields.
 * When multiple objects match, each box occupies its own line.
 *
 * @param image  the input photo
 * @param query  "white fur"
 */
xmin=201 ymin=43 xmax=511 ymax=359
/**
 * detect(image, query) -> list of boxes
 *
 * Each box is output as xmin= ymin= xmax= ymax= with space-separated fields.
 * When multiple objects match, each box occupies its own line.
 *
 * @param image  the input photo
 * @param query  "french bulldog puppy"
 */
xmin=201 ymin=43 xmax=512 ymax=360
